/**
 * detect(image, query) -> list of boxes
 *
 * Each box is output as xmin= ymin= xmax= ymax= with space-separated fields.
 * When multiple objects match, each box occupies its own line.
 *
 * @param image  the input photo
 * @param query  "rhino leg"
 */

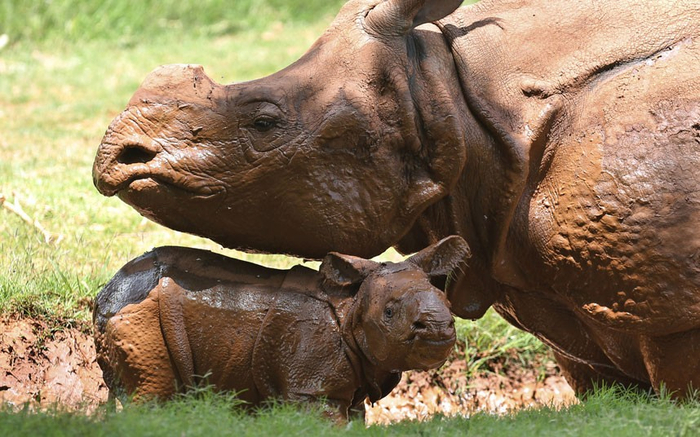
xmin=639 ymin=329 xmax=700 ymax=399
xmin=101 ymin=288 xmax=180 ymax=401
xmin=157 ymin=277 xmax=195 ymax=389
xmin=494 ymin=289 xmax=653 ymax=396
xmin=553 ymin=351 xmax=652 ymax=396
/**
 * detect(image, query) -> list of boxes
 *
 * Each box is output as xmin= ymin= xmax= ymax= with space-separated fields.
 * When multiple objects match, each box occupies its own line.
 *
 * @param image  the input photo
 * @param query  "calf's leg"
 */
xmin=101 ymin=289 xmax=180 ymax=400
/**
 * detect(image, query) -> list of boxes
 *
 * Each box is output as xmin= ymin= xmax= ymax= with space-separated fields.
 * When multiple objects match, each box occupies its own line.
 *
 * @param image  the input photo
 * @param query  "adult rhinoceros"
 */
xmin=93 ymin=0 xmax=700 ymax=397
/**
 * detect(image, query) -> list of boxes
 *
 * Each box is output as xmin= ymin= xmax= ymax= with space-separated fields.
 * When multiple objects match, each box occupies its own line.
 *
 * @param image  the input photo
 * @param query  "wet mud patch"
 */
xmin=0 ymin=317 xmax=576 ymax=423
xmin=0 ymin=317 xmax=108 ymax=412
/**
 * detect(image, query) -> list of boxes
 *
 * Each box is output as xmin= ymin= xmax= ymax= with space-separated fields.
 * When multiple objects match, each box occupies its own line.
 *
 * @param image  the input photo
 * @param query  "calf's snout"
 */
xmin=410 ymin=290 xmax=456 ymax=342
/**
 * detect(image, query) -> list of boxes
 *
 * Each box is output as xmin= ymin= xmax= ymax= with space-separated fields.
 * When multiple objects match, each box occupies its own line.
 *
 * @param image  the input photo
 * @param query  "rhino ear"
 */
xmin=408 ymin=235 xmax=471 ymax=278
xmin=366 ymin=0 xmax=464 ymax=35
xmin=319 ymin=253 xmax=379 ymax=287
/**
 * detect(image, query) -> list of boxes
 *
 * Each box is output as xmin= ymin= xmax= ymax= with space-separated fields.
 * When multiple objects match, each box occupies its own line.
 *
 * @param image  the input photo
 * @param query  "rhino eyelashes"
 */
xmin=117 ymin=144 xmax=158 ymax=165
xmin=252 ymin=116 xmax=278 ymax=132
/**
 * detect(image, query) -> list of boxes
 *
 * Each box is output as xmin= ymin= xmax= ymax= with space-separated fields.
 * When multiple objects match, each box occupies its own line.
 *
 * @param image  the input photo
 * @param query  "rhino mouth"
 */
xmin=403 ymin=330 xmax=456 ymax=355
xmin=119 ymin=177 xmax=224 ymax=200
xmin=408 ymin=334 xmax=456 ymax=370
xmin=414 ymin=336 xmax=456 ymax=347
xmin=97 ymin=168 xmax=224 ymax=200
xmin=95 ymin=142 xmax=225 ymax=199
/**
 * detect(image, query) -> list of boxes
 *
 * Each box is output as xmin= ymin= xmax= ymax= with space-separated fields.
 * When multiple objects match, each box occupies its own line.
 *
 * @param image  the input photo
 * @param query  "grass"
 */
xmin=1 ymin=386 xmax=699 ymax=436
xmin=0 ymin=0 xmax=346 ymax=47
xmin=455 ymin=309 xmax=550 ymax=378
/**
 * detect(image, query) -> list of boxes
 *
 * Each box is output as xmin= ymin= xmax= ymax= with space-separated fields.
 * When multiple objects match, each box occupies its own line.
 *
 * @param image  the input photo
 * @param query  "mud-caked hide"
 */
xmin=93 ymin=236 xmax=470 ymax=420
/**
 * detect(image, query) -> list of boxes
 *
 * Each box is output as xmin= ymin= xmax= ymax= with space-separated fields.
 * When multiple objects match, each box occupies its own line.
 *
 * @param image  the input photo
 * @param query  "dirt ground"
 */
xmin=0 ymin=317 xmax=577 ymax=424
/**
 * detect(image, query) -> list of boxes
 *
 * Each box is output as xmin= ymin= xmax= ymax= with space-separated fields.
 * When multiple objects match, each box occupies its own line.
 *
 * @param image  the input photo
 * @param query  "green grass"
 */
xmin=0 ymin=0 xmax=346 ymax=47
xmin=2 ymin=386 xmax=699 ymax=436
xmin=455 ymin=309 xmax=550 ymax=379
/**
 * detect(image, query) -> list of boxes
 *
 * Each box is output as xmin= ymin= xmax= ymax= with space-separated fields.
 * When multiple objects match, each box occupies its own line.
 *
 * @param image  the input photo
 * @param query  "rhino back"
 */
xmin=443 ymin=0 xmax=700 ymax=185
xmin=94 ymin=246 xmax=298 ymax=333
xmin=446 ymin=0 xmax=700 ymax=114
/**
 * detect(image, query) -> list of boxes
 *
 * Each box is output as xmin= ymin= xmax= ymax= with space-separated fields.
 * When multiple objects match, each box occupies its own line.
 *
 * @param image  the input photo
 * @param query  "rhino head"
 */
xmin=93 ymin=0 xmax=467 ymax=259
xmin=320 ymin=235 xmax=469 ymax=371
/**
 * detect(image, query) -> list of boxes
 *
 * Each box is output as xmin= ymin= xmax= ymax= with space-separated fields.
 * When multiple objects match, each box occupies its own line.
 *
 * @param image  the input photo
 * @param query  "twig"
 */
xmin=0 ymin=192 xmax=62 ymax=245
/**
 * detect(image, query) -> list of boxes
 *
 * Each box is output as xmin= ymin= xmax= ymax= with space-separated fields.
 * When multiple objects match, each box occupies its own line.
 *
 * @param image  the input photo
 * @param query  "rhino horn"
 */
xmin=365 ymin=0 xmax=464 ymax=35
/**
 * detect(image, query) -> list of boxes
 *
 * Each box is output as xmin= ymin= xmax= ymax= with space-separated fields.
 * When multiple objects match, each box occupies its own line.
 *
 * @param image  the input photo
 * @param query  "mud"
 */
xmin=0 ymin=318 xmax=108 ymax=413
xmin=0 ymin=317 xmax=576 ymax=424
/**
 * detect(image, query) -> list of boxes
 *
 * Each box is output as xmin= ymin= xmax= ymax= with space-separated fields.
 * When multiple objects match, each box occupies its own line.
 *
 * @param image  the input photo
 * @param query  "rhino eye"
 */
xmin=384 ymin=307 xmax=393 ymax=319
xmin=252 ymin=116 xmax=277 ymax=132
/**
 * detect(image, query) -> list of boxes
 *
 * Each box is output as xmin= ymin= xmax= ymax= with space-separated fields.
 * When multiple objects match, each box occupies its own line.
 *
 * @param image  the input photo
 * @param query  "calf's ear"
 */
xmin=408 ymin=235 xmax=471 ymax=278
xmin=320 ymin=253 xmax=379 ymax=287
xmin=366 ymin=0 xmax=464 ymax=35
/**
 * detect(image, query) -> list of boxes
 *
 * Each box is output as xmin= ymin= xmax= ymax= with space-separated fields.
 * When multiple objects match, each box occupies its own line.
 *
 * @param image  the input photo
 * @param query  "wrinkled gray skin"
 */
xmin=94 ymin=0 xmax=700 ymax=396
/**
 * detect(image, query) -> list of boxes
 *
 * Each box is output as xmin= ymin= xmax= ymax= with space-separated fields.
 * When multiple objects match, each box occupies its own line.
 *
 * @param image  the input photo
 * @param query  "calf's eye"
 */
xmin=384 ymin=307 xmax=393 ymax=319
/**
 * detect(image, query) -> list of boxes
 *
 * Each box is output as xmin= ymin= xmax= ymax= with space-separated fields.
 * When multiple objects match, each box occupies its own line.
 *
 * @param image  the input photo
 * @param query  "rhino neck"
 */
xmin=396 ymin=177 xmax=509 ymax=320
xmin=394 ymin=11 xmax=572 ymax=318
xmin=395 ymin=25 xmax=473 ymax=219
xmin=394 ymin=109 xmax=537 ymax=319
xmin=395 ymin=22 xmax=545 ymax=318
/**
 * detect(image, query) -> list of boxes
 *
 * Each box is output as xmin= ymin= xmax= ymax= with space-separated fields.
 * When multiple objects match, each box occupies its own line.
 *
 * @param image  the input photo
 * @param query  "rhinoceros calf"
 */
xmin=93 ymin=0 xmax=700 ymax=397
xmin=93 ymin=236 xmax=469 ymax=420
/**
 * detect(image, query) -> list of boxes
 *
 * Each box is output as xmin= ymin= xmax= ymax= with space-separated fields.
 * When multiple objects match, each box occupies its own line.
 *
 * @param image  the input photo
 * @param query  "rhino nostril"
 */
xmin=412 ymin=321 xmax=427 ymax=332
xmin=117 ymin=145 xmax=157 ymax=165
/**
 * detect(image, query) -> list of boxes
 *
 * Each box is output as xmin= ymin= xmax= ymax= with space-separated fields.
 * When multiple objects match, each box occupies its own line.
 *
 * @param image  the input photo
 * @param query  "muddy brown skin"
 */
xmin=93 ymin=0 xmax=700 ymax=396
xmin=93 ymin=236 xmax=468 ymax=420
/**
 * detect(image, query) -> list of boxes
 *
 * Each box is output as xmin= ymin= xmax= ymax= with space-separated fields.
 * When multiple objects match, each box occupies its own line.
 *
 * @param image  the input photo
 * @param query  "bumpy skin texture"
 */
xmin=93 ymin=237 xmax=468 ymax=420
xmin=93 ymin=0 xmax=700 ymax=396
